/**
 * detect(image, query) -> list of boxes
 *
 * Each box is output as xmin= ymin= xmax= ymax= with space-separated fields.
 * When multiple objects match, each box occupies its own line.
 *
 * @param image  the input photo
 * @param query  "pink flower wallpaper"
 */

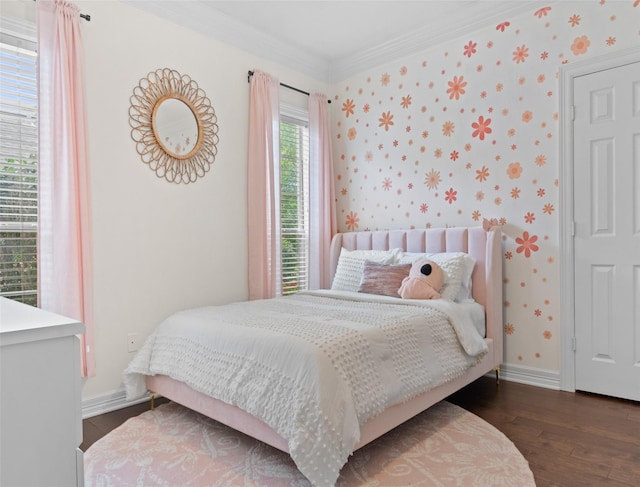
xmin=332 ymin=1 xmax=640 ymax=373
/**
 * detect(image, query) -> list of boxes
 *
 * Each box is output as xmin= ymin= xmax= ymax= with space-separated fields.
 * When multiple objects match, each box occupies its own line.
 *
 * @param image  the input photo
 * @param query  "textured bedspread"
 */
xmin=124 ymin=290 xmax=487 ymax=487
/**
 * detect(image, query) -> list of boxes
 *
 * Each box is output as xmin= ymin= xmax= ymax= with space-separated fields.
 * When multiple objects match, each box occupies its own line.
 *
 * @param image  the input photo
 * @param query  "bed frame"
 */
xmin=146 ymin=226 xmax=503 ymax=453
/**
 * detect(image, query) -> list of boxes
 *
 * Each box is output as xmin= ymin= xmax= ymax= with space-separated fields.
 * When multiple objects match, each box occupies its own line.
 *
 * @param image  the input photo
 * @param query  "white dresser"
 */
xmin=0 ymin=297 xmax=85 ymax=487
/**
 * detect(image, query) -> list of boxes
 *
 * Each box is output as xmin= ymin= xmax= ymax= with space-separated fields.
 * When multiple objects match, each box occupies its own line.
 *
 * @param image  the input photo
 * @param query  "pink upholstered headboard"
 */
xmin=328 ymin=226 xmax=503 ymax=366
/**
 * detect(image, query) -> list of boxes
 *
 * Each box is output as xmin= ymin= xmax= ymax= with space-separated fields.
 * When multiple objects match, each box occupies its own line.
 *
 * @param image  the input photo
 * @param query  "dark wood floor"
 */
xmin=82 ymin=378 xmax=640 ymax=486
xmin=448 ymin=378 xmax=640 ymax=487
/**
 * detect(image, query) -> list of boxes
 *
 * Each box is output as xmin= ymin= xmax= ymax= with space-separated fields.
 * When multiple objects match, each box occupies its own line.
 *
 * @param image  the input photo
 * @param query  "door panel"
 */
xmin=573 ymin=60 xmax=640 ymax=401
xmin=590 ymin=138 xmax=614 ymax=234
xmin=590 ymin=265 xmax=613 ymax=363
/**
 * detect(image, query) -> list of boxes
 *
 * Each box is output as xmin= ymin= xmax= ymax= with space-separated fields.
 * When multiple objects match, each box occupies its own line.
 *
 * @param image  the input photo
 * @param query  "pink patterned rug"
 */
xmin=84 ymin=401 xmax=535 ymax=486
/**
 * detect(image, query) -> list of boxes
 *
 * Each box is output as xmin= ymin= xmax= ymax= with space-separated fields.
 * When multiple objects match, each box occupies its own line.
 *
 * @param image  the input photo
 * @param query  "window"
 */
xmin=280 ymin=109 xmax=309 ymax=295
xmin=0 ymin=24 xmax=38 ymax=306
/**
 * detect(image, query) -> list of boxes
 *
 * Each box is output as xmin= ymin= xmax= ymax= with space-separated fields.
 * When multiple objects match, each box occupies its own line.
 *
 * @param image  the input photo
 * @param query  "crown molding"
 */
xmin=124 ymin=1 xmax=542 ymax=85
xmin=123 ymin=0 xmax=331 ymax=82
xmin=329 ymin=1 xmax=541 ymax=82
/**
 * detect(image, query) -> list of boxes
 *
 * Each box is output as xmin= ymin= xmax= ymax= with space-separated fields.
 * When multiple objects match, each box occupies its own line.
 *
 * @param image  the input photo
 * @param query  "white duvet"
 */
xmin=124 ymin=290 xmax=487 ymax=487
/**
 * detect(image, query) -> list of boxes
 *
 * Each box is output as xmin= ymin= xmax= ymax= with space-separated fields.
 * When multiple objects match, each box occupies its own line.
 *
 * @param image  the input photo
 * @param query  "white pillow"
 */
xmin=453 ymin=253 xmax=476 ymax=301
xmin=331 ymin=248 xmax=400 ymax=292
xmin=398 ymin=252 xmax=476 ymax=301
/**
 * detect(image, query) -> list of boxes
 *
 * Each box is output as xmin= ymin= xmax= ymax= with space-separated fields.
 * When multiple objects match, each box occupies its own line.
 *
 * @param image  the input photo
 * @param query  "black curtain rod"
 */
xmin=32 ymin=0 xmax=91 ymax=21
xmin=247 ymin=70 xmax=331 ymax=103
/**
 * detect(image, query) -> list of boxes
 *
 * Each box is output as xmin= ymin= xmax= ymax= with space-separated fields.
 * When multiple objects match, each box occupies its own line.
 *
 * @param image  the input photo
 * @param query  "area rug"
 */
xmin=84 ymin=401 xmax=535 ymax=486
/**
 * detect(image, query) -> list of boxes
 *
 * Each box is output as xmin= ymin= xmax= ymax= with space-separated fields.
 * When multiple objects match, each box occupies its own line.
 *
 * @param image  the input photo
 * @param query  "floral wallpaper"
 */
xmin=332 ymin=1 xmax=640 ymax=373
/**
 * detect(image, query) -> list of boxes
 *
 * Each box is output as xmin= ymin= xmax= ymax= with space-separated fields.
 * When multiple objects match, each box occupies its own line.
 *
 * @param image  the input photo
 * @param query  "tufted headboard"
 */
xmin=329 ymin=226 xmax=503 ymax=366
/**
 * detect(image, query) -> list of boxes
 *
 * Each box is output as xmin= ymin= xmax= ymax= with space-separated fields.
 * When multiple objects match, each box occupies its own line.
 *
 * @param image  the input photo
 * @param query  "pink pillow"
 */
xmin=357 ymin=261 xmax=411 ymax=297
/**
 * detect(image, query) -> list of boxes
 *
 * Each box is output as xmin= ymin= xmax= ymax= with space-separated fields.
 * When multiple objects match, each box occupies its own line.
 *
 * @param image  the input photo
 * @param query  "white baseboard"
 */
xmin=489 ymin=363 xmax=561 ymax=390
xmin=82 ymin=389 xmax=156 ymax=419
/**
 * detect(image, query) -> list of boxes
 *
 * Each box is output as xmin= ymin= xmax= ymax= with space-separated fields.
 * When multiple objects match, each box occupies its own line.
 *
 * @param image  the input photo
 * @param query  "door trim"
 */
xmin=559 ymin=46 xmax=640 ymax=392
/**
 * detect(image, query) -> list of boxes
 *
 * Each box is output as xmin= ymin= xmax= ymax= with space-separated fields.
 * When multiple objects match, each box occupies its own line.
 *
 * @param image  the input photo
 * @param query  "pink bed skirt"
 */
xmin=146 ymin=337 xmax=495 ymax=454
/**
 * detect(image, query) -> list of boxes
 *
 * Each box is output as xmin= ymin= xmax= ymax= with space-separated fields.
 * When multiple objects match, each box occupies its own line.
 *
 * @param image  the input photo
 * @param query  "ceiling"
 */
xmin=126 ymin=0 xmax=541 ymax=83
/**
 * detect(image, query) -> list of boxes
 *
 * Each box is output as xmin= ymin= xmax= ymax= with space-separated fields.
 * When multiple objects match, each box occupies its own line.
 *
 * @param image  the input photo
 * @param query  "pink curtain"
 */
xmin=247 ymin=70 xmax=281 ymax=300
xmin=37 ymin=0 xmax=94 ymax=377
xmin=308 ymin=93 xmax=337 ymax=290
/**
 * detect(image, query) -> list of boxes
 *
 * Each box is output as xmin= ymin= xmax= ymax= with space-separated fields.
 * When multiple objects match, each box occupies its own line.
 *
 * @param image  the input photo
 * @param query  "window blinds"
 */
xmin=0 ymin=35 xmax=38 ymax=305
xmin=280 ymin=115 xmax=310 ymax=296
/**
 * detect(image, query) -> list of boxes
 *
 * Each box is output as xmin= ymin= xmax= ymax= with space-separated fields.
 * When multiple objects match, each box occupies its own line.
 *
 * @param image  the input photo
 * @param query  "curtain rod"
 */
xmin=247 ymin=70 xmax=331 ymax=104
xmin=32 ymin=0 xmax=91 ymax=21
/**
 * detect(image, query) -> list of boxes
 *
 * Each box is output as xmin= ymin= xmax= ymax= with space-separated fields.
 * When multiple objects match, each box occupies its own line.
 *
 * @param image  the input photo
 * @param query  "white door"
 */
xmin=573 ymin=59 xmax=640 ymax=402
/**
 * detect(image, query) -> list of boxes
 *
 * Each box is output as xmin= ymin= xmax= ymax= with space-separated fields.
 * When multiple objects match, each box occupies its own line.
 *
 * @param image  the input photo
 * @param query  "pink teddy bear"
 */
xmin=398 ymin=258 xmax=444 ymax=299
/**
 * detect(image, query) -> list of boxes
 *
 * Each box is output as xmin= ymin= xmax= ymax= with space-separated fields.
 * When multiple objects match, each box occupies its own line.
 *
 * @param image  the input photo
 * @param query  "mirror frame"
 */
xmin=129 ymin=68 xmax=219 ymax=184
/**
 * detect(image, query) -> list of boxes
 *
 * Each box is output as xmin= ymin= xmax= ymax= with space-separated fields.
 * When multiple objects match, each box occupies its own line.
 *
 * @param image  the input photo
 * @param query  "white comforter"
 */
xmin=124 ymin=290 xmax=487 ymax=487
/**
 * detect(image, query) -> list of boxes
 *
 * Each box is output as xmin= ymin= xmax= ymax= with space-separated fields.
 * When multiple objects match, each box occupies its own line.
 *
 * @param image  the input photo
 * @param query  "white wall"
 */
xmin=330 ymin=1 xmax=640 ymax=379
xmin=77 ymin=0 xmax=330 ymax=401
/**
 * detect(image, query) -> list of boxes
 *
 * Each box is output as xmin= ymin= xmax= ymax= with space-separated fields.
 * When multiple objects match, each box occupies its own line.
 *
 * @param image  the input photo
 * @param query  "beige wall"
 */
xmin=77 ymin=0 xmax=329 ymax=399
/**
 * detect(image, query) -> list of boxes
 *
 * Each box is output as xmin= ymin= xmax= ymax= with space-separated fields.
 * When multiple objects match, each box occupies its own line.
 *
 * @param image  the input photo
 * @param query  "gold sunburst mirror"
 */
xmin=129 ymin=68 xmax=219 ymax=184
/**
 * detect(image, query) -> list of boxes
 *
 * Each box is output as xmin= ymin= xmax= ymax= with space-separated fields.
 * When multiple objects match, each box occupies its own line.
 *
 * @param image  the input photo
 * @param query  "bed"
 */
xmin=124 ymin=225 xmax=503 ymax=487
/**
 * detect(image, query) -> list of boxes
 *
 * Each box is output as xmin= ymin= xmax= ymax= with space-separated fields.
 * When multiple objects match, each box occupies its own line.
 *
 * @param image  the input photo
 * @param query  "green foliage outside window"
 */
xmin=1 ymin=23 xmax=39 ymax=306
xmin=280 ymin=119 xmax=308 ymax=295
xmin=0 ymin=156 xmax=38 ymax=306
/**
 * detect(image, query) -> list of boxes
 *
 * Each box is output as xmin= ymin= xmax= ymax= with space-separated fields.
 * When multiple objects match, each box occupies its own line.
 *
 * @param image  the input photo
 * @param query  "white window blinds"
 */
xmin=0 ymin=31 xmax=38 ymax=306
xmin=280 ymin=112 xmax=309 ymax=295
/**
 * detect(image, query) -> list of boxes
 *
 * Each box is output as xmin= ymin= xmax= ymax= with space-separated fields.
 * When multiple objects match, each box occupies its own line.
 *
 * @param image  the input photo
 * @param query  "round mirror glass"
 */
xmin=154 ymin=98 xmax=199 ymax=157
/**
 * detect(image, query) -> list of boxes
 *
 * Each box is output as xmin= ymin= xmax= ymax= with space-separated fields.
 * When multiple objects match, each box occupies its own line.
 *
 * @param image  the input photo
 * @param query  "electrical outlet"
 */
xmin=127 ymin=333 xmax=139 ymax=353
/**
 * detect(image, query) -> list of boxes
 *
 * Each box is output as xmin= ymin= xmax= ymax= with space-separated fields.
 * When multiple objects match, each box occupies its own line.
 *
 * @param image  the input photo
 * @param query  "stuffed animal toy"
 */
xmin=398 ymin=258 xmax=444 ymax=299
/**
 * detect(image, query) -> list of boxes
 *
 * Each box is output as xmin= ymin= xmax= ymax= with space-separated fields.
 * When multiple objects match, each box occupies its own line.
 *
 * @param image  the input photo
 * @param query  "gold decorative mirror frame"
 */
xmin=129 ymin=68 xmax=219 ymax=184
